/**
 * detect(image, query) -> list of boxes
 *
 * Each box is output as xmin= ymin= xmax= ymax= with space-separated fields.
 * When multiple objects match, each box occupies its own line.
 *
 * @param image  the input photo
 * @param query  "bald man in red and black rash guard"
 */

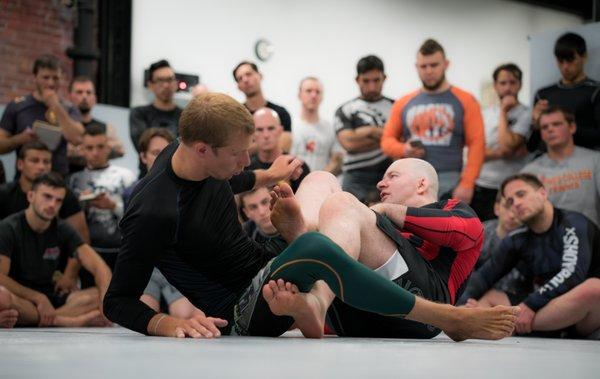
xmin=325 ymin=158 xmax=483 ymax=339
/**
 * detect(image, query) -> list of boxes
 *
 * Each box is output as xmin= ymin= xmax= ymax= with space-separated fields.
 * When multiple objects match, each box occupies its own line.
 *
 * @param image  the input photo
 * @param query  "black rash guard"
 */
xmin=462 ymin=208 xmax=600 ymax=311
xmin=103 ymin=141 xmax=286 ymax=334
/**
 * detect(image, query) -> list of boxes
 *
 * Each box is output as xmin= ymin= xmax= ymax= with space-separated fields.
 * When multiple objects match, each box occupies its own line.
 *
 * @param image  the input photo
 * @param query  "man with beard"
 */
xmin=470 ymin=63 xmax=531 ymax=221
xmin=381 ymin=39 xmax=485 ymax=203
xmin=462 ymin=173 xmax=600 ymax=338
xmin=130 ymin=60 xmax=182 ymax=177
xmin=68 ymin=76 xmax=125 ymax=173
xmin=334 ymin=55 xmax=394 ymax=203
xmin=0 ymin=55 xmax=84 ymax=177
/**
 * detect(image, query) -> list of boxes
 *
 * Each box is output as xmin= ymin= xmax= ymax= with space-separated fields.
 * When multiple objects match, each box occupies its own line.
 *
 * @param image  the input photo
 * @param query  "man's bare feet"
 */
xmin=55 ymin=310 xmax=105 ymax=327
xmin=444 ymin=305 xmax=520 ymax=341
xmin=0 ymin=286 xmax=18 ymax=328
xmin=270 ymin=183 xmax=307 ymax=242
xmin=262 ymin=279 xmax=326 ymax=338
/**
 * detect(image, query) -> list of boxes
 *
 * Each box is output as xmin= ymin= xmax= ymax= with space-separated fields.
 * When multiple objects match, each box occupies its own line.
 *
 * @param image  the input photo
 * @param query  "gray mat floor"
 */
xmin=1 ymin=327 xmax=599 ymax=379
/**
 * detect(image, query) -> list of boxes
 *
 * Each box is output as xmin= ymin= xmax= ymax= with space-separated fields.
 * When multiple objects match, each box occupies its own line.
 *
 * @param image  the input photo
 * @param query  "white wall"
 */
xmin=130 ymin=0 xmax=582 ymax=120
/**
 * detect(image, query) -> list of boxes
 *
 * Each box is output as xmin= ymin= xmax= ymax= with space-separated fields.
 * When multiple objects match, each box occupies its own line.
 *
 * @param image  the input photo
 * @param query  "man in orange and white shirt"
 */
xmin=381 ymin=39 xmax=484 ymax=203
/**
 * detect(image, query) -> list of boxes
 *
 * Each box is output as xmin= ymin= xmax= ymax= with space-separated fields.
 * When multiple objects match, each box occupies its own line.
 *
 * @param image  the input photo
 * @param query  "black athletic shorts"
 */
xmin=326 ymin=212 xmax=450 ymax=339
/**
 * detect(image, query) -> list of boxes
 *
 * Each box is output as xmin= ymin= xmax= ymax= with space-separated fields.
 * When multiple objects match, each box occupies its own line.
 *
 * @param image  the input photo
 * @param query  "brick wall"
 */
xmin=0 ymin=0 xmax=75 ymax=103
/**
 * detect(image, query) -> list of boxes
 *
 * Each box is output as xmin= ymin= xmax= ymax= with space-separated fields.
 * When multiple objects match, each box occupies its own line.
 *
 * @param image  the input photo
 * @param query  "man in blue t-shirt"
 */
xmin=0 ymin=55 xmax=84 ymax=176
xmin=462 ymin=173 xmax=600 ymax=338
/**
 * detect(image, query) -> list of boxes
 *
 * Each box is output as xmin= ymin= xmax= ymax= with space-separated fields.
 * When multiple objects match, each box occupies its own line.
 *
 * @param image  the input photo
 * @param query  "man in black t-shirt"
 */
xmin=130 ymin=60 xmax=183 ymax=177
xmin=247 ymin=108 xmax=309 ymax=192
xmin=0 ymin=142 xmax=90 ymax=295
xmin=0 ymin=55 xmax=85 ymax=176
xmin=0 ymin=173 xmax=112 ymax=328
xmin=530 ymin=32 xmax=600 ymax=153
xmin=233 ymin=61 xmax=292 ymax=152
xmin=67 ymin=76 xmax=125 ymax=173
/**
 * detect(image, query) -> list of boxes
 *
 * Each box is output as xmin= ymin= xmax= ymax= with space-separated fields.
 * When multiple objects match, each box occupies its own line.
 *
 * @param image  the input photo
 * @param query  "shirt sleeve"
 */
xmin=511 ymin=106 xmax=532 ymax=138
xmin=229 ymin=171 xmax=256 ymax=194
xmin=59 ymin=189 xmax=83 ymax=219
xmin=0 ymin=220 xmax=15 ymax=259
xmin=381 ymin=94 xmax=415 ymax=159
xmin=0 ymin=101 xmax=18 ymax=135
xmin=278 ymin=107 xmax=292 ymax=132
xmin=460 ymin=235 xmax=521 ymax=301
xmin=454 ymin=89 xmax=485 ymax=189
xmin=333 ymin=105 xmax=353 ymax=134
xmin=103 ymin=205 xmax=167 ymax=335
xmin=403 ymin=200 xmax=483 ymax=253
xmin=57 ymin=221 xmax=85 ymax=258
xmin=523 ymin=216 xmax=593 ymax=311
xmin=129 ymin=108 xmax=147 ymax=151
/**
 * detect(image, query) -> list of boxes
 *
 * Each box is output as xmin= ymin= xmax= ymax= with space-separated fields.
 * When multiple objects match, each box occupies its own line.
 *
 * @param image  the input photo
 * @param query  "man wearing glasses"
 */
xmin=130 ymin=60 xmax=182 ymax=177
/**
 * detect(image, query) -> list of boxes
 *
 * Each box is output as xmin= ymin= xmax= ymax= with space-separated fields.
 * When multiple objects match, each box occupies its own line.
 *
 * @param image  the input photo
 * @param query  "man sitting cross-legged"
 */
xmin=251 ymin=158 xmax=519 ymax=339
xmin=0 ymin=173 xmax=112 ymax=328
xmin=461 ymin=173 xmax=600 ymax=338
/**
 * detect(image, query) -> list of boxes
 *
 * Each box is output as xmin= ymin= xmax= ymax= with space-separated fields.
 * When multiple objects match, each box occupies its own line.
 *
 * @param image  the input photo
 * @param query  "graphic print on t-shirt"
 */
xmin=405 ymin=103 xmax=455 ymax=146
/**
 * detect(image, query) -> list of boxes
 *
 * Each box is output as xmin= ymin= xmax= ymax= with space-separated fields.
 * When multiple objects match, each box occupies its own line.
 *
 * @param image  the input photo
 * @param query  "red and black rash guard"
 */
xmin=398 ymin=199 xmax=483 ymax=304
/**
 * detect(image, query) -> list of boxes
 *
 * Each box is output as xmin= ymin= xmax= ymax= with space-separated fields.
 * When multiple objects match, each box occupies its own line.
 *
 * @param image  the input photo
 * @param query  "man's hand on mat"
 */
xmin=33 ymin=294 xmax=56 ymax=326
xmin=515 ymin=302 xmax=535 ymax=335
xmin=172 ymin=312 xmax=228 ymax=339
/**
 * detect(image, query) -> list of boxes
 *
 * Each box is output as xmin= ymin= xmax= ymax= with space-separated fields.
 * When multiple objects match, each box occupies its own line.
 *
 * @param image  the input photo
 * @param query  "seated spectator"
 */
xmin=67 ymin=76 xmax=125 ymax=173
xmin=461 ymin=173 xmax=600 ymax=338
xmin=291 ymin=77 xmax=343 ymax=175
xmin=123 ymin=127 xmax=175 ymax=207
xmin=247 ymin=108 xmax=310 ymax=192
xmin=521 ymin=106 xmax=600 ymax=228
xmin=233 ymin=60 xmax=292 ymax=152
xmin=130 ymin=59 xmax=182 ymax=178
xmin=0 ymin=173 xmax=112 ymax=328
xmin=529 ymin=32 xmax=600 ymax=153
xmin=471 ymin=63 xmax=531 ymax=221
xmin=68 ymin=125 xmax=136 ymax=275
xmin=239 ymin=186 xmax=279 ymax=241
xmin=458 ymin=192 xmax=531 ymax=305
xmin=0 ymin=142 xmax=90 ymax=293
xmin=0 ymin=54 xmax=84 ymax=177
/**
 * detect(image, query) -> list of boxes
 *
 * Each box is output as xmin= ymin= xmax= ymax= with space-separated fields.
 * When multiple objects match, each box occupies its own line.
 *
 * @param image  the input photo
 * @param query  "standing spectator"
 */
xmin=247 ymin=108 xmax=309 ymax=193
xmin=291 ymin=77 xmax=343 ymax=174
xmin=67 ymin=76 xmax=124 ymax=173
xmin=130 ymin=60 xmax=182 ymax=177
xmin=68 ymin=125 xmax=136 ymax=275
xmin=381 ymin=39 xmax=485 ymax=203
xmin=0 ymin=55 xmax=84 ymax=177
xmin=529 ymin=32 xmax=600 ymax=153
xmin=521 ymin=106 xmax=600 ymax=228
xmin=233 ymin=61 xmax=292 ymax=152
xmin=335 ymin=55 xmax=393 ymax=202
xmin=471 ymin=63 xmax=531 ymax=220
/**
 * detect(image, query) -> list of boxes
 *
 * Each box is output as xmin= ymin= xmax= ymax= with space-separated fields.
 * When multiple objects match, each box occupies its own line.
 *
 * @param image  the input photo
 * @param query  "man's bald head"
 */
xmin=377 ymin=158 xmax=439 ymax=207
xmin=253 ymin=107 xmax=283 ymax=153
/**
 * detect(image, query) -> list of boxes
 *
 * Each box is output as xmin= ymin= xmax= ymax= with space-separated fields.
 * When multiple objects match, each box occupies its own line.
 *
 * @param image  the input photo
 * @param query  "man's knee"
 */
xmin=320 ymin=191 xmax=364 ymax=219
xmin=572 ymin=278 xmax=600 ymax=304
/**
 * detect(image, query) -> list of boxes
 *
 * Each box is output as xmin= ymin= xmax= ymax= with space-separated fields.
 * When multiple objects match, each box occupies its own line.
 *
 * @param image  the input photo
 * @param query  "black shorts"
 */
xmin=47 ymin=292 xmax=69 ymax=308
xmin=326 ymin=213 xmax=450 ymax=339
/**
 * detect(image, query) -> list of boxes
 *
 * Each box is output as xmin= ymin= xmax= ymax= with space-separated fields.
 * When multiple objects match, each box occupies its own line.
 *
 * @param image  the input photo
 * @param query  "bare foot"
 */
xmin=262 ymin=279 xmax=326 ymax=338
xmin=270 ymin=183 xmax=307 ymax=242
xmin=0 ymin=287 xmax=18 ymax=328
xmin=445 ymin=305 xmax=520 ymax=341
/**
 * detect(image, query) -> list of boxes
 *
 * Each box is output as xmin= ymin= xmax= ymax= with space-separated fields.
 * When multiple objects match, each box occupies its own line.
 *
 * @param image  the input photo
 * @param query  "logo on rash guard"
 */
xmin=539 ymin=227 xmax=579 ymax=294
xmin=43 ymin=247 xmax=61 ymax=260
